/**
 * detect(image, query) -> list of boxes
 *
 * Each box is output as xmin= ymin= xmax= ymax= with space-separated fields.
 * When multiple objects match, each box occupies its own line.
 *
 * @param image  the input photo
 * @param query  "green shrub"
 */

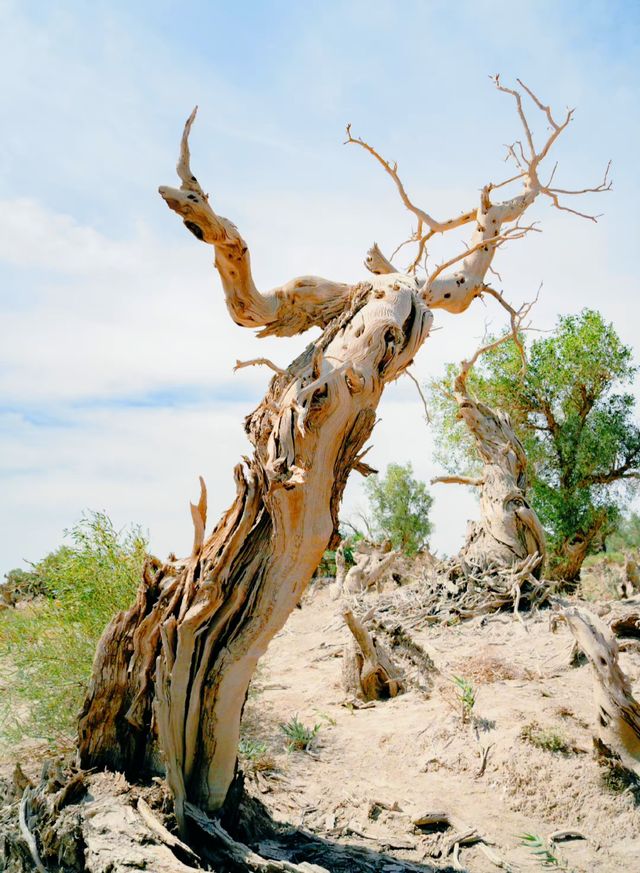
xmin=0 ymin=511 xmax=146 ymax=746
xmin=363 ymin=462 xmax=433 ymax=555
xmin=520 ymin=721 xmax=571 ymax=753
xmin=280 ymin=715 xmax=321 ymax=751
xmin=519 ymin=833 xmax=570 ymax=868
xmin=452 ymin=675 xmax=476 ymax=724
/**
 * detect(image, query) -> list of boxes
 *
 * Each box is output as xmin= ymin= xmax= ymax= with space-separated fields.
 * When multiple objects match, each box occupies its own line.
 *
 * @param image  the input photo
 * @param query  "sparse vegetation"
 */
xmin=520 ymin=722 xmax=572 ymax=754
xmin=519 ymin=833 xmax=571 ymax=869
xmin=280 ymin=715 xmax=322 ymax=751
xmin=0 ymin=512 xmax=146 ymax=745
xmin=238 ymin=737 xmax=275 ymax=771
xmin=452 ymin=675 xmax=476 ymax=724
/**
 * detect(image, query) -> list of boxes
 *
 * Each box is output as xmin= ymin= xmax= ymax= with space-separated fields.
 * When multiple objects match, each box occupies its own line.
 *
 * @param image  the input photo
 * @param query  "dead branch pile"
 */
xmin=370 ymin=551 xmax=550 ymax=628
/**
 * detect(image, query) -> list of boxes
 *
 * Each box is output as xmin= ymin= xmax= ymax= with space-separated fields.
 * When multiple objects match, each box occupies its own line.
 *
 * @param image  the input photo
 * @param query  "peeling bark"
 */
xmin=341 ymin=608 xmax=405 ymax=701
xmin=78 ymin=275 xmax=431 ymax=821
xmin=562 ymin=606 xmax=640 ymax=776
xmin=433 ymin=362 xmax=545 ymax=579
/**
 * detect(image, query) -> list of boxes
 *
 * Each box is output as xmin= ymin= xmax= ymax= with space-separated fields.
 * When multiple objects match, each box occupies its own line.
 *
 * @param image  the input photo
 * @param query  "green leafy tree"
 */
xmin=0 ymin=512 xmax=146 ymax=744
xmin=363 ymin=462 xmax=433 ymax=555
xmin=428 ymin=310 xmax=640 ymax=583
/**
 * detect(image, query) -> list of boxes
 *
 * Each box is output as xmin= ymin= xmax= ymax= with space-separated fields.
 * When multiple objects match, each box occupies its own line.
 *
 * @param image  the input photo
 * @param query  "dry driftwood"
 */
xmin=606 ymin=596 xmax=640 ymax=639
xmin=1 ymin=769 xmax=333 ymax=873
xmin=561 ymin=606 xmax=640 ymax=776
xmin=331 ymin=541 xmax=399 ymax=598
xmin=341 ymin=608 xmax=405 ymax=700
xmin=372 ymin=548 xmax=550 ymax=630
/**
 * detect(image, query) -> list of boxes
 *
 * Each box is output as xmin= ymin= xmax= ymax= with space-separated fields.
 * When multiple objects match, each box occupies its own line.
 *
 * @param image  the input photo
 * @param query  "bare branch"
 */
xmin=234 ymin=358 xmax=286 ymax=376
xmin=160 ymin=110 xmax=351 ymax=337
xmin=431 ymin=475 xmax=485 ymax=487
xmin=453 ymin=287 xmax=539 ymax=403
xmin=364 ymin=242 xmax=396 ymax=275
xmin=404 ymin=368 xmax=431 ymax=422
xmin=423 ymin=77 xmax=609 ymax=314
xmin=493 ymin=75 xmax=537 ymax=160
xmin=345 ymin=124 xmax=477 ymax=236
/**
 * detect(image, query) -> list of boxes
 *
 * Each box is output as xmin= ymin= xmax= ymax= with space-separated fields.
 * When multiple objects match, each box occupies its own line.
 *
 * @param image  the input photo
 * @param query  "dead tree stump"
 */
xmin=341 ymin=608 xmax=405 ymax=701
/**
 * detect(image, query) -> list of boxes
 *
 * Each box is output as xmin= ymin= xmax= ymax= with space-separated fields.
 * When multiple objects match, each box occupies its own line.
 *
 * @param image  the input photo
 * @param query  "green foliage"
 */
xmin=363 ymin=462 xmax=433 ymax=555
xmin=279 ymin=715 xmax=321 ymax=751
xmin=0 ymin=512 xmax=146 ymax=745
xmin=238 ymin=738 xmax=268 ymax=760
xmin=519 ymin=722 xmax=572 ymax=753
xmin=519 ymin=833 xmax=570 ymax=868
xmin=315 ymin=525 xmax=363 ymax=577
xmin=452 ymin=675 xmax=476 ymax=724
xmin=428 ymin=310 xmax=640 ymax=578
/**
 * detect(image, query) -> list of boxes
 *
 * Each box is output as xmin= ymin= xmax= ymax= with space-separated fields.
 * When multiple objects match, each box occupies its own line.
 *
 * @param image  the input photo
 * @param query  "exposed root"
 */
xmin=372 ymin=552 xmax=550 ymax=628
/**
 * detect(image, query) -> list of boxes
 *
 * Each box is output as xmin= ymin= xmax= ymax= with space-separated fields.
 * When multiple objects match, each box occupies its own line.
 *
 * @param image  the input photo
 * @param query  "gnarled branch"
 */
xmin=159 ymin=108 xmax=351 ymax=337
xmin=349 ymin=78 xmax=611 ymax=319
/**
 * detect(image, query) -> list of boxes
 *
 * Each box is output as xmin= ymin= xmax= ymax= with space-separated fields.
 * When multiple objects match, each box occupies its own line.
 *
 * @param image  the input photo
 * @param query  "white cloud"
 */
xmin=2 ymin=0 xmax=639 ymax=575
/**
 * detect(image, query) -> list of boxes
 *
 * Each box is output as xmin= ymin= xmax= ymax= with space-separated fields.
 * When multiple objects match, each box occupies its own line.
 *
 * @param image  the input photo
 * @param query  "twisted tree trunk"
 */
xmin=550 ymin=511 xmax=609 ymax=585
xmin=79 ymin=274 xmax=430 ymax=821
xmin=562 ymin=606 xmax=640 ymax=776
xmin=433 ymin=360 xmax=546 ymax=578
xmin=56 ymin=77 xmax=605 ymax=865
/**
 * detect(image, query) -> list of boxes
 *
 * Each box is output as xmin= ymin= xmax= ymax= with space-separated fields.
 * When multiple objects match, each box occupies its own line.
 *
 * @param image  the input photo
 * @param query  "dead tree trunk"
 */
xmin=433 ymin=347 xmax=546 ymax=579
xmin=561 ymin=606 xmax=640 ymax=776
xmin=58 ymin=77 xmax=608 ymax=863
xmin=331 ymin=541 xmax=399 ymax=598
xmin=341 ymin=608 xmax=405 ymax=700
xmin=78 ymin=276 xmax=431 ymax=821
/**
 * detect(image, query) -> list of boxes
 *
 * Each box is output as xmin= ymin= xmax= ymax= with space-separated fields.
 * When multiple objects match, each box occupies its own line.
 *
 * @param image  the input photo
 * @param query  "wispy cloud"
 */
xmin=1 ymin=0 xmax=639 ymax=572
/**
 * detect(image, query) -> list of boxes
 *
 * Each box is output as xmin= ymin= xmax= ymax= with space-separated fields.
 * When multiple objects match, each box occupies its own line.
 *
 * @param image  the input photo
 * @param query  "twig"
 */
xmin=476 ymin=742 xmax=494 ymax=777
xmin=19 ymin=791 xmax=47 ymax=873
xmin=405 ymin=368 xmax=431 ymax=422
xmin=234 ymin=358 xmax=286 ymax=376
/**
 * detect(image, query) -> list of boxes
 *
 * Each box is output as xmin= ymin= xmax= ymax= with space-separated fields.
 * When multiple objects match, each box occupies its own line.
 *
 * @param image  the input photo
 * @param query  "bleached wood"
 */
xmin=562 ymin=606 xmax=640 ymax=775
xmin=342 ymin=608 xmax=404 ymax=701
xmin=79 ymin=273 xmax=432 ymax=818
xmin=348 ymin=78 xmax=610 ymax=316
xmin=74 ymin=80 xmax=608 ymax=840
xmin=433 ymin=332 xmax=545 ymax=576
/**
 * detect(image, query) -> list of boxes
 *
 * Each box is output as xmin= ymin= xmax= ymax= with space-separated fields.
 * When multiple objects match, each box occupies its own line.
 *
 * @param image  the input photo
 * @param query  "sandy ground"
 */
xmin=240 ymin=585 xmax=640 ymax=872
xmin=1 ymin=584 xmax=638 ymax=871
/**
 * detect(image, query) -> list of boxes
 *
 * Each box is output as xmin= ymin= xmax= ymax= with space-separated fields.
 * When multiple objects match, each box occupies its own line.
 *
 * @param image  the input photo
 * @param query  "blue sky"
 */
xmin=1 ymin=0 xmax=639 ymax=571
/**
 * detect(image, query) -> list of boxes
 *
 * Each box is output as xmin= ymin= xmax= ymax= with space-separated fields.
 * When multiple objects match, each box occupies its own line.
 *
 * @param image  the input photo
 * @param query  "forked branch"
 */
xmin=348 ymin=78 xmax=611 ymax=318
